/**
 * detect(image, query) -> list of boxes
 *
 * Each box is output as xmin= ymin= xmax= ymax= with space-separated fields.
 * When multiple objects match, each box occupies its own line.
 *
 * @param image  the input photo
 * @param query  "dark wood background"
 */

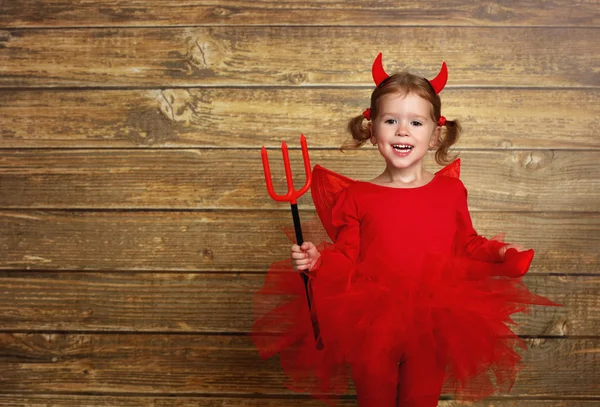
xmin=0 ymin=1 xmax=598 ymax=406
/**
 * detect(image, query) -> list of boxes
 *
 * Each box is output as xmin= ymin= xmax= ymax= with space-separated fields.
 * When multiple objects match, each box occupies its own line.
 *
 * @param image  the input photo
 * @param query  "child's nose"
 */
xmin=396 ymin=122 xmax=409 ymax=136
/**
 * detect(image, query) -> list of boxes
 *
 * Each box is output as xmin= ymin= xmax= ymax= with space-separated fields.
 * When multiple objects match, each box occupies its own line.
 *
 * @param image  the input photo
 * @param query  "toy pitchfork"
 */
xmin=261 ymin=134 xmax=323 ymax=349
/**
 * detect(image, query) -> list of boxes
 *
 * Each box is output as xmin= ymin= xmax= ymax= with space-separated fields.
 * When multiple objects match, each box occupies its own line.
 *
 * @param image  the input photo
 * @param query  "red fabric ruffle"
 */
xmin=252 ymin=239 xmax=560 ymax=405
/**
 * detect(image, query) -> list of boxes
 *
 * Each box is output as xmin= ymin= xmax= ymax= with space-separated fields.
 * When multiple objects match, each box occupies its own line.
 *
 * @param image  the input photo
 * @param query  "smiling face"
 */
xmin=369 ymin=92 xmax=440 ymax=173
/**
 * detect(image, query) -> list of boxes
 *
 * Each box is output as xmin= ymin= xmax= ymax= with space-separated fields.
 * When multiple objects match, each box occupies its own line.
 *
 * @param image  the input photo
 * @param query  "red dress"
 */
xmin=252 ymin=159 xmax=558 ymax=405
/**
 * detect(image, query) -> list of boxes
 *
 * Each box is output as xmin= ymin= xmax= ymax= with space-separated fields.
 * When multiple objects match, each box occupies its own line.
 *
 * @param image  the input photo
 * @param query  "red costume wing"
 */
xmin=435 ymin=158 xmax=461 ymax=178
xmin=311 ymin=165 xmax=357 ymax=242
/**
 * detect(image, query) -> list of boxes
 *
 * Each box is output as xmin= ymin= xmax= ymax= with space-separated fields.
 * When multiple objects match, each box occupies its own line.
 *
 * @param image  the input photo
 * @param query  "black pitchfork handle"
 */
xmin=291 ymin=203 xmax=324 ymax=350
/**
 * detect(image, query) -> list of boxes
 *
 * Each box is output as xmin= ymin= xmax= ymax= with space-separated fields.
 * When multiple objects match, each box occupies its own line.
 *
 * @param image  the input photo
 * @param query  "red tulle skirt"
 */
xmin=252 ymin=241 xmax=559 ymax=405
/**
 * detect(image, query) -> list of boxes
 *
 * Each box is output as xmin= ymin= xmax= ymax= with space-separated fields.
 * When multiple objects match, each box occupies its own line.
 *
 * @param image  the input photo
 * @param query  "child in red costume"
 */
xmin=252 ymin=54 xmax=559 ymax=407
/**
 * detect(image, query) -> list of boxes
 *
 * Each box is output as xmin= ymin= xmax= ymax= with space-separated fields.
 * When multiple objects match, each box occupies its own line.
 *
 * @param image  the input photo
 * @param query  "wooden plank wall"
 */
xmin=0 ymin=1 xmax=599 ymax=406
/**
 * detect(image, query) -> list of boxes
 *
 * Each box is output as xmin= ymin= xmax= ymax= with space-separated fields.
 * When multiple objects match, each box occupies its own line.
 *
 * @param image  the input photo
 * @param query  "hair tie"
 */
xmin=362 ymin=108 xmax=371 ymax=121
xmin=438 ymin=116 xmax=446 ymax=126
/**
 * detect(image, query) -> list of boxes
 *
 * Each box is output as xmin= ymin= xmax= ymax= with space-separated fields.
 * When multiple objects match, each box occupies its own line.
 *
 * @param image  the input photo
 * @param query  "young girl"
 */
xmin=252 ymin=53 xmax=558 ymax=407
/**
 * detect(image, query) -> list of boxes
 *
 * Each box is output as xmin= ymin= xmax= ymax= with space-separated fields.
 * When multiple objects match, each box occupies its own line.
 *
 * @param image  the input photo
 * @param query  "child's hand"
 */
xmin=291 ymin=242 xmax=321 ymax=272
xmin=499 ymin=243 xmax=529 ymax=259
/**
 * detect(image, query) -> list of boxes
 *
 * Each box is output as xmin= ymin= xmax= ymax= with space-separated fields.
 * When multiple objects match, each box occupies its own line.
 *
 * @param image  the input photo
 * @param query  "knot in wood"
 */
xmin=474 ymin=3 xmax=514 ymax=22
xmin=202 ymin=248 xmax=214 ymax=261
xmin=496 ymin=139 xmax=513 ymax=148
xmin=212 ymin=7 xmax=232 ymax=17
xmin=514 ymin=150 xmax=554 ymax=171
xmin=187 ymin=37 xmax=212 ymax=70
xmin=0 ymin=31 xmax=11 ymax=45
xmin=288 ymin=72 xmax=308 ymax=85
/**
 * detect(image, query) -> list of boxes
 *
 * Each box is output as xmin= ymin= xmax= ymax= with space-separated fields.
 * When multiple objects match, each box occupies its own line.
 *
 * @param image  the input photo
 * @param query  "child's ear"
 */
xmin=367 ymin=122 xmax=376 ymax=145
xmin=429 ymin=127 xmax=442 ymax=149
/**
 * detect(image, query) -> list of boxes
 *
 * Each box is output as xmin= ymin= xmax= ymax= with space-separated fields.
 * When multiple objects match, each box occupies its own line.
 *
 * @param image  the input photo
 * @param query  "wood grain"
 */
xmin=0 ymin=210 xmax=597 ymax=273
xmin=1 ymin=88 xmax=598 ymax=149
xmin=0 ymin=149 xmax=598 ymax=211
xmin=0 ymin=395 xmax=597 ymax=407
xmin=0 ymin=0 xmax=596 ymax=404
xmin=0 ymin=334 xmax=596 ymax=396
xmin=0 ymin=272 xmax=587 ymax=336
xmin=1 ymin=0 xmax=598 ymax=28
xmin=0 ymin=27 xmax=597 ymax=88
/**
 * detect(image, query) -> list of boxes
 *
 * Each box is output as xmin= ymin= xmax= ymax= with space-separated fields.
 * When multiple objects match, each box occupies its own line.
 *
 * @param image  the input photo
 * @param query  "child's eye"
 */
xmin=385 ymin=119 xmax=397 ymax=124
xmin=410 ymin=120 xmax=422 ymax=126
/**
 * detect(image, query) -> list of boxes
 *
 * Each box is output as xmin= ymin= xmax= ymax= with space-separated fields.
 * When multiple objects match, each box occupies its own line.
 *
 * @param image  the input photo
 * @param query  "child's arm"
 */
xmin=291 ymin=189 xmax=360 ymax=272
xmin=455 ymin=184 xmax=531 ymax=261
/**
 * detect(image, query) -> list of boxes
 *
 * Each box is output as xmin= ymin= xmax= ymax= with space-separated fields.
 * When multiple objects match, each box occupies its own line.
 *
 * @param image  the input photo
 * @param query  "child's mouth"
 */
xmin=392 ymin=144 xmax=414 ymax=155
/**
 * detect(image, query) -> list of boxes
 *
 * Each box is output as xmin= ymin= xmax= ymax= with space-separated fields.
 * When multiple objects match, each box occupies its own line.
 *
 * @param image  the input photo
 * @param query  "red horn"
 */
xmin=428 ymin=62 xmax=448 ymax=94
xmin=372 ymin=53 xmax=389 ymax=86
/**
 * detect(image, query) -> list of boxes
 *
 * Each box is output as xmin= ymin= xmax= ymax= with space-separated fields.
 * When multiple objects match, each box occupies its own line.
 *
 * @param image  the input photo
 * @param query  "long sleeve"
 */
xmin=454 ymin=184 xmax=506 ymax=262
xmin=328 ymin=189 xmax=361 ymax=262
xmin=453 ymin=183 xmax=536 ymax=278
xmin=313 ymin=188 xmax=361 ymax=271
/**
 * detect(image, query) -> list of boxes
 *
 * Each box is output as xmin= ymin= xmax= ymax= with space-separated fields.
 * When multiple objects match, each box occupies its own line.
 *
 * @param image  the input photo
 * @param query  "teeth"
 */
xmin=393 ymin=144 xmax=413 ymax=149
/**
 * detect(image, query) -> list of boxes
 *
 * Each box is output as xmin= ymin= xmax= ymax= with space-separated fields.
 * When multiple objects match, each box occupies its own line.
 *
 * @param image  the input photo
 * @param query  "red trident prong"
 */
xmin=260 ymin=134 xmax=323 ymax=350
xmin=261 ymin=134 xmax=312 ymax=205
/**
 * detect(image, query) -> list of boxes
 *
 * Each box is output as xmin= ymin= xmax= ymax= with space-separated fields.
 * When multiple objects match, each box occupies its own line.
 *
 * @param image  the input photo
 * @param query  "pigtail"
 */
xmin=434 ymin=119 xmax=461 ymax=165
xmin=340 ymin=114 xmax=371 ymax=151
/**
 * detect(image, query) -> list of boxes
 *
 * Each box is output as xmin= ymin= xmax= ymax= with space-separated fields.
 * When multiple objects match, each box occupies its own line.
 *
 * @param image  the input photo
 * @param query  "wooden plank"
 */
xmin=0 ymin=27 xmax=597 ymax=88
xmin=0 ymin=210 xmax=597 ymax=273
xmin=2 ymin=0 xmax=598 ymax=28
xmin=1 ymin=88 xmax=597 ymax=149
xmin=0 ymin=149 xmax=598 ymax=211
xmin=0 ymin=395 xmax=597 ymax=407
xmin=0 ymin=334 xmax=596 ymax=396
xmin=0 ymin=273 xmax=592 ymax=336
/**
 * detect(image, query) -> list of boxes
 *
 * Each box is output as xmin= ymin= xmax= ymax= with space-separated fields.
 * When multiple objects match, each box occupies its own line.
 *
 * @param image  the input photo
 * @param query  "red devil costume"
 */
xmin=252 ymin=56 xmax=559 ymax=407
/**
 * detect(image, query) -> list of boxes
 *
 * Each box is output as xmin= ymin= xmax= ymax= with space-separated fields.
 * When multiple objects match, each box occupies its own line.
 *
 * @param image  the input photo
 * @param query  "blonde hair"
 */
xmin=342 ymin=72 xmax=461 ymax=165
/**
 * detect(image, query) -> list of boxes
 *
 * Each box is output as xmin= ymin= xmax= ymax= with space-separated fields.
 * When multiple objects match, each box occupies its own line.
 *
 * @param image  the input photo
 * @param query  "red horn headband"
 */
xmin=371 ymin=53 xmax=448 ymax=94
xmin=371 ymin=53 xmax=389 ymax=87
xmin=429 ymin=62 xmax=448 ymax=94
